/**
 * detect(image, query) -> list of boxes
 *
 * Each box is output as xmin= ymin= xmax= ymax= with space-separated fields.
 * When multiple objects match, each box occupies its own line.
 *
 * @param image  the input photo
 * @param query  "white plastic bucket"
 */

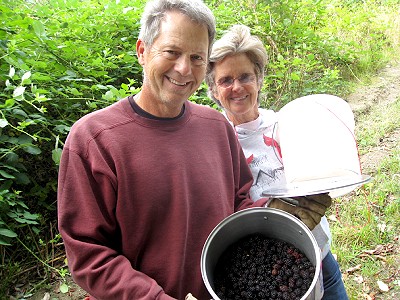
xmin=276 ymin=94 xmax=361 ymax=197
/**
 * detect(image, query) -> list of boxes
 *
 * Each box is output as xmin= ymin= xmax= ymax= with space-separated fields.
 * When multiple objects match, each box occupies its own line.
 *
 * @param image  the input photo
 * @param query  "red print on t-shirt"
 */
xmin=263 ymin=135 xmax=282 ymax=158
xmin=246 ymin=154 xmax=254 ymax=165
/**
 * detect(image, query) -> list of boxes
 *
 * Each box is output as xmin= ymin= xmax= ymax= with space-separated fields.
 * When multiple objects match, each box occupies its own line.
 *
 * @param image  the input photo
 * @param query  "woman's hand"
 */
xmin=269 ymin=194 xmax=332 ymax=230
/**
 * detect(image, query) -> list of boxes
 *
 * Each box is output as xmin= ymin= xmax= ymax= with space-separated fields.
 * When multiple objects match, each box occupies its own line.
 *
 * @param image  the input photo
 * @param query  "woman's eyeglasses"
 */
xmin=216 ymin=73 xmax=256 ymax=89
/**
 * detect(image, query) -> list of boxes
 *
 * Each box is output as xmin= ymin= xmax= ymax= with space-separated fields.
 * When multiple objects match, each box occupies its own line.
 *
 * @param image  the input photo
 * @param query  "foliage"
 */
xmin=208 ymin=0 xmax=400 ymax=109
xmin=0 ymin=0 xmax=143 ymax=295
xmin=0 ymin=0 xmax=399 ymax=297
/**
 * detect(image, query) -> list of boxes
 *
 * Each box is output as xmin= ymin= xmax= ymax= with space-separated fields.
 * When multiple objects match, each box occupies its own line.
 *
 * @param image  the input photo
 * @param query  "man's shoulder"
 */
xmin=75 ymin=98 xmax=129 ymax=127
xmin=187 ymin=101 xmax=225 ymax=121
xmin=68 ymin=98 xmax=132 ymax=143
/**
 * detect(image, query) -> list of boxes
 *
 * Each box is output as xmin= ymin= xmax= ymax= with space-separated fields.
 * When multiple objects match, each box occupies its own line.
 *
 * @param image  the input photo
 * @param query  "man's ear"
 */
xmin=136 ymin=39 xmax=146 ymax=66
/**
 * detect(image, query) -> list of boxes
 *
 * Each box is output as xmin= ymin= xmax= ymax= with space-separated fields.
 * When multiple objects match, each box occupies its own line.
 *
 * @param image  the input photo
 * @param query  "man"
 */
xmin=57 ymin=1 xmax=269 ymax=299
xmin=58 ymin=1 xmax=331 ymax=299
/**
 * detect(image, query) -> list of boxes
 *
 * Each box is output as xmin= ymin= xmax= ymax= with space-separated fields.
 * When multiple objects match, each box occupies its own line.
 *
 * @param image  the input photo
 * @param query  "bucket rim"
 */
xmin=200 ymin=207 xmax=321 ymax=300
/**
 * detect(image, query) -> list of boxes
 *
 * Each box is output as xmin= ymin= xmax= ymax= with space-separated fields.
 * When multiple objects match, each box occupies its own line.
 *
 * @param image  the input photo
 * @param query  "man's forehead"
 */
xmin=154 ymin=13 xmax=209 ymax=53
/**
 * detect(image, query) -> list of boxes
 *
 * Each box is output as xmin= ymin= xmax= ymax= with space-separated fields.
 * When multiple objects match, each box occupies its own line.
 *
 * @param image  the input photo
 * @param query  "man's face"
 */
xmin=136 ymin=11 xmax=209 ymax=117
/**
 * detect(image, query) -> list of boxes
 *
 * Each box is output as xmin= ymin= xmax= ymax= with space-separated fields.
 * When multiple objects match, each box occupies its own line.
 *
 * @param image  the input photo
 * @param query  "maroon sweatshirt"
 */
xmin=57 ymin=98 xmax=267 ymax=299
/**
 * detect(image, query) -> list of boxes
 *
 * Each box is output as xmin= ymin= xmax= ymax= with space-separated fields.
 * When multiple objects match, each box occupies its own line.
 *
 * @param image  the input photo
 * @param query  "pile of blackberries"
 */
xmin=213 ymin=233 xmax=315 ymax=300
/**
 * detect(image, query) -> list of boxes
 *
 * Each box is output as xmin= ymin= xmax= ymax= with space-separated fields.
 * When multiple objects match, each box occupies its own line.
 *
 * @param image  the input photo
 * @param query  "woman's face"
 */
xmin=212 ymin=53 xmax=261 ymax=125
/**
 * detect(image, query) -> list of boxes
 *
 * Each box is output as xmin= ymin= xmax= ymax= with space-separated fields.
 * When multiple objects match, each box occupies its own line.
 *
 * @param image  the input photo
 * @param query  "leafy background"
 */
xmin=0 ymin=0 xmax=399 ymax=298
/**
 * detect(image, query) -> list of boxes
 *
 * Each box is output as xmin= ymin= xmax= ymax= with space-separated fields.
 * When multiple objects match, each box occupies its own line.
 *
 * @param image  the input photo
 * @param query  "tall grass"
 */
xmin=320 ymin=0 xmax=400 ymax=77
xmin=329 ymin=98 xmax=400 ymax=299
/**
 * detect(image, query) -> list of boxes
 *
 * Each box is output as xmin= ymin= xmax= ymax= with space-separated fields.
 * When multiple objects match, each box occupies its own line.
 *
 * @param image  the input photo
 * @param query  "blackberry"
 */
xmin=258 ymin=291 xmax=266 ymax=298
xmin=213 ymin=233 xmax=315 ymax=300
xmin=282 ymin=291 xmax=290 ymax=300
xmin=285 ymin=268 xmax=293 ymax=277
xmin=292 ymin=272 xmax=300 ymax=280
xmin=296 ymin=278 xmax=304 ymax=287
xmin=291 ymin=264 xmax=299 ymax=273
xmin=300 ymin=269 xmax=310 ymax=279
xmin=273 ymin=263 xmax=282 ymax=270
xmin=279 ymin=285 xmax=289 ymax=292
xmin=275 ymin=275 xmax=283 ymax=283
xmin=288 ymin=277 xmax=296 ymax=288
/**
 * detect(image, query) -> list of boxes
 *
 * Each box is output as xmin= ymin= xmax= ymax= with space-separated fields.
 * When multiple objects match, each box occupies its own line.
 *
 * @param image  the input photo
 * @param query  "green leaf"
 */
xmin=283 ymin=18 xmax=292 ymax=26
xmin=54 ymin=125 xmax=71 ymax=134
xmin=0 ymin=99 xmax=15 ymax=109
xmin=31 ymin=73 xmax=51 ymax=81
xmin=18 ymin=134 xmax=33 ymax=144
xmin=32 ymin=20 xmax=47 ymax=40
xmin=23 ymin=211 xmax=39 ymax=220
xmin=103 ymin=90 xmax=115 ymax=101
xmin=52 ymin=148 xmax=62 ymax=165
xmin=69 ymin=88 xmax=82 ymax=96
xmin=292 ymin=57 xmax=303 ymax=66
xmin=4 ymin=152 xmax=19 ymax=163
xmin=13 ymin=108 xmax=28 ymax=118
xmin=14 ymin=217 xmax=38 ymax=225
xmin=0 ymin=228 xmax=18 ymax=238
xmin=290 ymin=72 xmax=301 ymax=81
xmin=0 ymin=239 xmax=12 ymax=246
xmin=60 ymin=283 xmax=69 ymax=294
xmin=15 ymin=172 xmax=31 ymax=185
xmin=22 ymin=145 xmax=42 ymax=155
xmin=0 ymin=170 xmax=15 ymax=179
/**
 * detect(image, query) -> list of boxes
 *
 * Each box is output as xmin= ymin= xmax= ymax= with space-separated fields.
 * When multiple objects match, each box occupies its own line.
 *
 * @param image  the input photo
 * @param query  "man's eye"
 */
xmin=191 ymin=55 xmax=205 ymax=65
xmin=162 ymin=50 xmax=179 ymax=59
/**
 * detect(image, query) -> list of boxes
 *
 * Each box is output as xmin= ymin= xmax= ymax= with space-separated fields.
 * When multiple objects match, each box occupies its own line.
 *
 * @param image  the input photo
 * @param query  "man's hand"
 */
xmin=268 ymin=194 xmax=332 ymax=230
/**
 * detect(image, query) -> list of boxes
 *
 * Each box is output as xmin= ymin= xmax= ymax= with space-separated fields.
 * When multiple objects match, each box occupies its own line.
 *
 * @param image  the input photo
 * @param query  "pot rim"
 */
xmin=201 ymin=207 xmax=322 ymax=300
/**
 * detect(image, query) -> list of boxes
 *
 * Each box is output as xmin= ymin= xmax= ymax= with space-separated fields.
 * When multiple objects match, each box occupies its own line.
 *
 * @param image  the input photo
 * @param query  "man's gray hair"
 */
xmin=138 ymin=0 xmax=216 ymax=54
xmin=205 ymin=25 xmax=268 ymax=107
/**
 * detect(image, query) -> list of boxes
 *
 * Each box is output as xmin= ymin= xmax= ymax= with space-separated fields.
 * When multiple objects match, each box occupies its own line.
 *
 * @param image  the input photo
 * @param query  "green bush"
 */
xmin=0 ymin=0 xmax=144 ymax=295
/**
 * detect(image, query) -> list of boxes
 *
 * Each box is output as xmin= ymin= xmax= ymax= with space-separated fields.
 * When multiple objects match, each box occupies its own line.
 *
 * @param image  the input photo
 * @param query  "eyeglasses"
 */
xmin=216 ymin=73 xmax=256 ymax=89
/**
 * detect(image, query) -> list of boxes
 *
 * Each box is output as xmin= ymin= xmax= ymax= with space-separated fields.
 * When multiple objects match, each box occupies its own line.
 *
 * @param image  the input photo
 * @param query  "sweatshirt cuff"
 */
xmin=263 ymin=197 xmax=273 ymax=207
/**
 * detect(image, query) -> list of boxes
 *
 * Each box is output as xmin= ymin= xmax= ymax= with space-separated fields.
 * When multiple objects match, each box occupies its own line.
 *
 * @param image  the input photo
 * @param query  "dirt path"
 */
xmin=28 ymin=63 xmax=400 ymax=300
xmin=347 ymin=62 xmax=400 ymax=175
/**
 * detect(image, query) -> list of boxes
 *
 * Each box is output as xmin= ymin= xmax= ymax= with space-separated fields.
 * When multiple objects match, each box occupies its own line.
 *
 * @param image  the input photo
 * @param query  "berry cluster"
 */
xmin=213 ymin=233 xmax=315 ymax=300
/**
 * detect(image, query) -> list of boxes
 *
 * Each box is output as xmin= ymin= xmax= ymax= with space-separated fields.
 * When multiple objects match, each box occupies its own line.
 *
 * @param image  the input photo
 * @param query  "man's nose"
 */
xmin=175 ymin=55 xmax=192 ymax=76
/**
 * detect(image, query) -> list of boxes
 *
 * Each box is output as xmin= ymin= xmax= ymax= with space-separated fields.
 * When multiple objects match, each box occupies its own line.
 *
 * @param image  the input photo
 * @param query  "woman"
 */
xmin=205 ymin=24 xmax=349 ymax=300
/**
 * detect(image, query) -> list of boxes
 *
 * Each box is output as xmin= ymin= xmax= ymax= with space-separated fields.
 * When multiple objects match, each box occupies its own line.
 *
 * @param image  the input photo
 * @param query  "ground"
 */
xmin=26 ymin=63 xmax=400 ymax=300
xmin=347 ymin=63 xmax=400 ymax=174
xmin=341 ymin=62 xmax=400 ymax=300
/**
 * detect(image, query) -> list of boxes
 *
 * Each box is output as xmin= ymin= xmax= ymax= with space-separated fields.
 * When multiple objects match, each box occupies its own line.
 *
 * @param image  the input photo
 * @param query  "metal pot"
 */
xmin=201 ymin=207 xmax=323 ymax=299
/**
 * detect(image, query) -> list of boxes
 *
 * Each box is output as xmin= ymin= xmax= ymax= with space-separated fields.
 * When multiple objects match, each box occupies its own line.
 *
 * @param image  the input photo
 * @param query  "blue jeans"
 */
xmin=322 ymin=251 xmax=348 ymax=300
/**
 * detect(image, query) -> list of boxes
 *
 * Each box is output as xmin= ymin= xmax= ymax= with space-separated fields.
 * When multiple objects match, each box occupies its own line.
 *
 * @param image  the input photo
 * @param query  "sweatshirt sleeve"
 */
xmin=57 ymin=147 xmax=175 ymax=300
xmin=232 ymin=136 xmax=269 ymax=211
